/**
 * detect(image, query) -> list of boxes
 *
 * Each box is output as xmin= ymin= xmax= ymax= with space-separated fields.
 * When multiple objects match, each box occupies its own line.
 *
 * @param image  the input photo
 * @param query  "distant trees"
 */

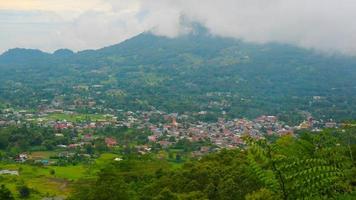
xmin=0 ymin=125 xmax=148 ymax=158
xmin=0 ymin=125 xmax=56 ymax=152
xmin=70 ymin=171 xmax=132 ymax=200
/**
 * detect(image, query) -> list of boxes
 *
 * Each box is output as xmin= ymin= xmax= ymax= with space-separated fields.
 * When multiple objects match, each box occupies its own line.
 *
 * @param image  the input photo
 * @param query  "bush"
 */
xmin=18 ymin=185 xmax=30 ymax=198
xmin=0 ymin=185 xmax=14 ymax=200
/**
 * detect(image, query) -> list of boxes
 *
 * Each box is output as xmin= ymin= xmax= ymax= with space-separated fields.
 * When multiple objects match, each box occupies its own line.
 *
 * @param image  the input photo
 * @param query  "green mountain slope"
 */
xmin=0 ymin=31 xmax=355 ymax=123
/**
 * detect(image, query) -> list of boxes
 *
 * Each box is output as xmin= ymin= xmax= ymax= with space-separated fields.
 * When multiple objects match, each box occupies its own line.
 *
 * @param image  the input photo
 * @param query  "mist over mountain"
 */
xmin=0 ymin=31 xmax=355 ymax=123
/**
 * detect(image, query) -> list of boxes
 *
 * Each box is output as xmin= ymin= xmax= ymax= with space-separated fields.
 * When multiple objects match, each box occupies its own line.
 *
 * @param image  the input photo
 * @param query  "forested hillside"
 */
xmin=1 ymin=31 xmax=356 ymax=123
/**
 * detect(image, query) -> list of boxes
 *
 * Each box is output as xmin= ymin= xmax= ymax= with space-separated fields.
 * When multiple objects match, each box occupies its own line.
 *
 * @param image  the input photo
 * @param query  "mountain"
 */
xmin=0 ymin=48 xmax=50 ymax=64
xmin=53 ymin=49 xmax=75 ymax=57
xmin=0 ymin=32 xmax=356 ymax=123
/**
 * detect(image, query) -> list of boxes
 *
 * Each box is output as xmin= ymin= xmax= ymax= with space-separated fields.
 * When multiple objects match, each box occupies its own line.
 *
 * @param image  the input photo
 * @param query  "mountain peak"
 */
xmin=0 ymin=48 xmax=49 ymax=63
xmin=1 ymin=48 xmax=46 ymax=56
xmin=53 ymin=49 xmax=75 ymax=57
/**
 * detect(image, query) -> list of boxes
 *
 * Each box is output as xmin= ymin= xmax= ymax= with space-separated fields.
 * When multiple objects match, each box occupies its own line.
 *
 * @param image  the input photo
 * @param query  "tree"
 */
xmin=245 ymin=188 xmax=276 ymax=200
xmin=154 ymin=188 xmax=178 ymax=200
xmin=85 ymin=144 xmax=94 ymax=155
xmin=246 ymin=134 xmax=349 ymax=200
xmin=175 ymin=154 xmax=182 ymax=162
xmin=70 ymin=170 xmax=133 ymax=200
xmin=0 ymin=185 xmax=14 ymax=200
xmin=205 ymin=183 xmax=217 ymax=200
xmin=179 ymin=191 xmax=207 ymax=200
xmin=217 ymin=178 xmax=239 ymax=200
xmin=18 ymin=185 xmax=30 ymax=198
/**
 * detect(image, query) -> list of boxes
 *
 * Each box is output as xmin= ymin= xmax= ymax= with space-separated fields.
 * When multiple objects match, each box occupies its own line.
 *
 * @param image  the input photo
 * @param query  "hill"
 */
xmin=0 ymin=31 xmax=356 ymax=123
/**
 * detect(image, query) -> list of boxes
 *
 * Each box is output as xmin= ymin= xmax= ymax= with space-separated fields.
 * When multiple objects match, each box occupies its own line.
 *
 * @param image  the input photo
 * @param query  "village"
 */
xmin=0 ymin=104 xmax=340 ymax=165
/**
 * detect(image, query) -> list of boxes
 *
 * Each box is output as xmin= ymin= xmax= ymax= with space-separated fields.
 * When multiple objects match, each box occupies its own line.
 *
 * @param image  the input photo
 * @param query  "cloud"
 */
xmin=0 ymin=0 xmax=110 ymax=14
xmin=140 ymin=0 xmax=356 ymax=55
xmin=1 ymin=0 xmax=356 ymax=55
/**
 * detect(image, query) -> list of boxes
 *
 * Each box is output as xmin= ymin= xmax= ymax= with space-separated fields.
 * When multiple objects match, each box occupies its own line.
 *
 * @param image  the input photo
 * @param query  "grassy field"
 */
xmin=46 ymin=113 xmax=107 ymax=122
xmin=48 ymin=165 xmax=87 ymax=180
xmin=0 ymin=151 xmax=185 ymax=199
xmin=0 ymin=163 xmax=88 ymax=199
xmin=94 ymin=153 xmax=119 ymax=166
xmin=29 ymin=151 xmax=56 ymax=160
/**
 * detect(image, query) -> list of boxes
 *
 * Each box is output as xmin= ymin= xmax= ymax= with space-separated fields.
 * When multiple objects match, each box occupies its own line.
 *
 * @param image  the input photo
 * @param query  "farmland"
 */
xmin=0 ymin=153 xmax=120 ymax=199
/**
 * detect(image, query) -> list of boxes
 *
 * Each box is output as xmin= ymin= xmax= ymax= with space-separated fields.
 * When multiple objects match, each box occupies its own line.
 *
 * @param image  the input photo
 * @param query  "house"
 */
xmin=298 ymin=121 xmax=311 ymax=129
xmin=83 ymin=134 xmax=93 ymax=142
xmin=41 ymin=159 xmax=49 ymax=165
xmin=105 ymin=137 xmax=117 ymax=147
xmin=325 ymin=122 xmax=337 ymax=128
xmin=54 ymin=123 xmax=68 ymax=129
xmin=15 ymin=153 xmax=28 ymax=162
xmin=159 ymin=141 xmax=171 ymax=148
xmin=68 ymin=143 xmax=80 ymax=148
xmin=34 ymin=159 xmax=50 ymax=165
xmin=200 ymin=146 xmax=210 ymax=154
xmin=136 ymin=145 xmax=152 ymax=154
xmin=277 ymin=129 xmax=294 ymax=136
xmin=148 ymin=135 xmax=157 ymax=142
xmin=172 ymin=117 xmax=178 ymax=127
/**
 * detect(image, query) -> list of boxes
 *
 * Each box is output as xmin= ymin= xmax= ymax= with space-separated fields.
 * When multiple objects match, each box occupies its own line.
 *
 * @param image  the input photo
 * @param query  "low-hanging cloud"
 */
xmin=1 ymin=0 xmax=356 ymax=55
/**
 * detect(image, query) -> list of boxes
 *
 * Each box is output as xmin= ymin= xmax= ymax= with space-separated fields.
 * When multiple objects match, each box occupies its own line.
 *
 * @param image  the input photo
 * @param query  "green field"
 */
xmin=0 ymin=163 xmax=88 ymax=199
xmin=94 ymin=153 xmax=120 ymax=166
xmin=0 ymin=150 xmax=187 ymax=199
xmin=46 ymin=113 xmax=107 ymax=122
xmin=29 ymin=151 xmax=56 ymax=159
xmin=0 ymin=152 xmax=125 ymax=199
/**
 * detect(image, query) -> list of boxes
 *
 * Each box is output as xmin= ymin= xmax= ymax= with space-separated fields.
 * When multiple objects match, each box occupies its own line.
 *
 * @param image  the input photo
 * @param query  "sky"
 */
xmin=1 ymin=0 xmax=356 ymax=55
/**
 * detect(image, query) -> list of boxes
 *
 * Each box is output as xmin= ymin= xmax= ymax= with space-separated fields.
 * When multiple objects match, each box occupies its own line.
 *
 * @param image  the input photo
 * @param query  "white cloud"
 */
xmin=1 ymin=0 xmax=356 ymax=55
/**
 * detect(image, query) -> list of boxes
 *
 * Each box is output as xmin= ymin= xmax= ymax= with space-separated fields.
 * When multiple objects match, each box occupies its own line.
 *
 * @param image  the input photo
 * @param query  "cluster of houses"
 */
xmin=115 ymin=111 xmax=337 ymax=157
xmin=0 ymin=107 xmax=340 ymax=159
xmin=0 ymin=108 xmax=118 ymax=128
xmin=146 ymin=115 xmax=292 ymax=150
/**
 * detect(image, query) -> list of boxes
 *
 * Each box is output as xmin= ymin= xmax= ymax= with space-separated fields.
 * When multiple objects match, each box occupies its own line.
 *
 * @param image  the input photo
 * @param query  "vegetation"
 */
xmin=0 ymin=125 xmax=147 ymax=157
xmin=0 ymin=28 xmax=356 ymax=199
xmin=1 ymin=31 xmax=356 ymax=124
xmin=0 ymin=124 xmax=354 ymax=199
xmin=68 ymin=128 xmax=356 ymax=200
xmin=0 ymin=163 xmax=87 ymax=199
xmin=0 ymin=185 xmax=14 ymax=200
xmin=47 ymin=113 xmax=106 ymax=123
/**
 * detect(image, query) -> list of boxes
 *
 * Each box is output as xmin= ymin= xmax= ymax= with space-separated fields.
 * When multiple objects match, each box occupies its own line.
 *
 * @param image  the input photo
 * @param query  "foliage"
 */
xmin=69 ymin=129 xmax=356 ymax=200
xmin=17 ymin=184 xmax=30 ymax=198
xmin=246 ymin=133 xmax=353 ymax=199
xmin=1 ymin=32 xmax=356 ymax=124
xmin=0 ymin=184 xmax=14 ymax=200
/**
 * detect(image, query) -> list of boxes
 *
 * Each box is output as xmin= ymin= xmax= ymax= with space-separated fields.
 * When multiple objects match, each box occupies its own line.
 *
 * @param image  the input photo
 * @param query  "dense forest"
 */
xmin=0 ymin=30 xmax=356 ymax=124
xmin=68 ymin=127 xmax=356 ymax=200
